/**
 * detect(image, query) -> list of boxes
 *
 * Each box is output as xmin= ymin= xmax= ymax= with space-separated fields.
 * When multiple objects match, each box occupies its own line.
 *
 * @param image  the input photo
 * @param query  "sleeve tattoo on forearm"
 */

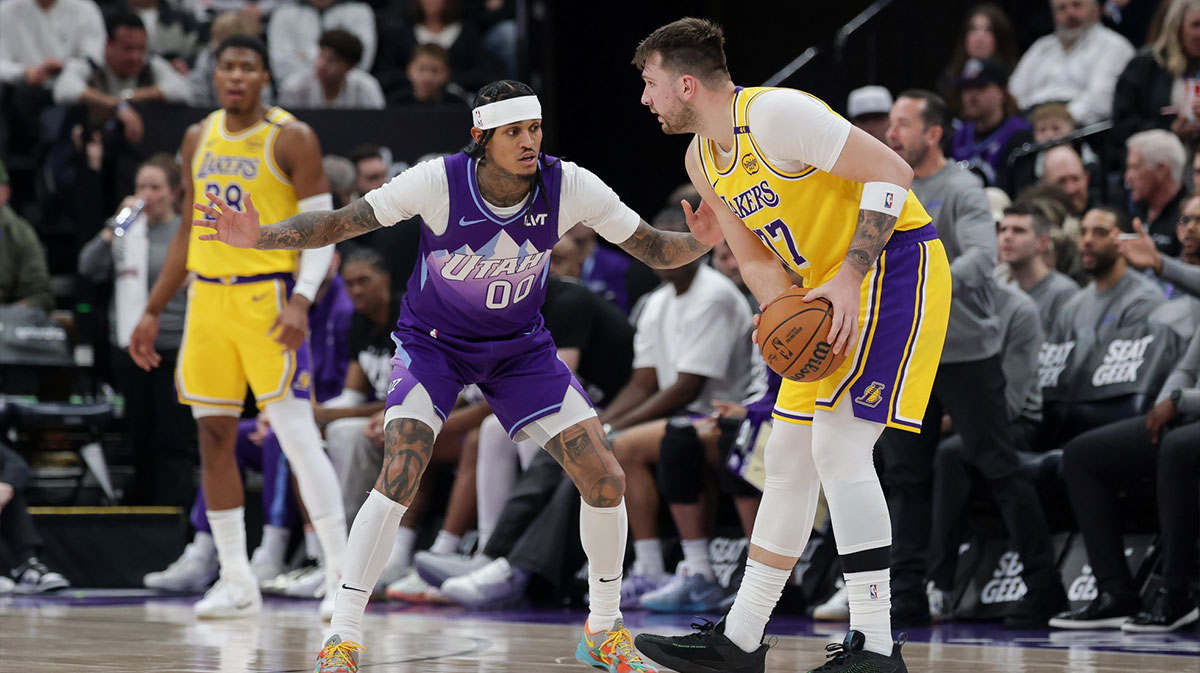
xmin=256 ymin=199 xmax=383 ymax=250
xmin=845 ymin=210 xmax=897 ymax=275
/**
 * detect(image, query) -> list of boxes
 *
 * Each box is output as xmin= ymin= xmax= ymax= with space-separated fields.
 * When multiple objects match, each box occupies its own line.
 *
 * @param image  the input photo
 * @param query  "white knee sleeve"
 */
xmin=749 ymin=421 xmax=821 ymax=558
xmin=811 ymin=402 xmax=889 ymax=554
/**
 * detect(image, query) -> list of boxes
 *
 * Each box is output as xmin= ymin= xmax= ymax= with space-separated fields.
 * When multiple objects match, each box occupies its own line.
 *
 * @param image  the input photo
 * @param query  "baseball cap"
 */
xmin=955 ymin=58 xmax=1008 ymax=88
xmin=847 ymin=85 xmax=893 ymax=119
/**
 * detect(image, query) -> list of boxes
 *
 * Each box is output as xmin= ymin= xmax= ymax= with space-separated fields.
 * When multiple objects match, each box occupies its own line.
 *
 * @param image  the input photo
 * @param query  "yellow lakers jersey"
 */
xmin=188 ymin=106 xmax=300 ymax=277
xmin=696 ymin=87 xmax=931 ymax=285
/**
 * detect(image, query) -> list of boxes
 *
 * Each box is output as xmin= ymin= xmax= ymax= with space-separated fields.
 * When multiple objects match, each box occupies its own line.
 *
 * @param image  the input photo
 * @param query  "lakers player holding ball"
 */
xmin=632 ymin=18 xmax=950 ymax=673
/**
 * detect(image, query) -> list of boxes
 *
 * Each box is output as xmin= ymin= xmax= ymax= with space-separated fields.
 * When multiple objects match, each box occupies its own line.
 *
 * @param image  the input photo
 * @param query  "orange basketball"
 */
xmin=757 ymin=288 xmax=847 ymax=382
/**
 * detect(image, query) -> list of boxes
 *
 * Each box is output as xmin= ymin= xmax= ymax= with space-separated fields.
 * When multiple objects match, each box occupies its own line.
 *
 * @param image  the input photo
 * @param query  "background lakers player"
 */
xmin=630 ymin=18 xmax=952 ymax=673
xmin=128 ymin=35 xmax=347 ymax=620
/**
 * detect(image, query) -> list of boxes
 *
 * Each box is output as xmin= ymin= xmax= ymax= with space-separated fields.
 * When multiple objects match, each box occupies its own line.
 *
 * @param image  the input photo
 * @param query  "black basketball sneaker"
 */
xmin=633 ymin=617 xmax=770 ymax=673
xmin=806 ymin=630 xmax=908 ymax=673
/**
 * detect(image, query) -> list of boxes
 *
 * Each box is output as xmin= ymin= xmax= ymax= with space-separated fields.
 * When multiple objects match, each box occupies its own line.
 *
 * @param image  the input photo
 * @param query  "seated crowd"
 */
xmin=0 ymin=0 xmax=1196 ymax=637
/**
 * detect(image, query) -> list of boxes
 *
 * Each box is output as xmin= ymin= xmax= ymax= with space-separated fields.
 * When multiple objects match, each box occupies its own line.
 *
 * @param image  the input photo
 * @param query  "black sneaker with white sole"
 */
xmin=805 ymin=630 xmax=907 ymax=673
xmin=1121 ymin=588 xmax=1199 ymax=633
xmin=11 ymin=557 xmax=70 ymax=594
xmin=1048 ymin=592 xmax=1139 ymax=630
xmin=634 ymin=617 xmax=769 ymax=673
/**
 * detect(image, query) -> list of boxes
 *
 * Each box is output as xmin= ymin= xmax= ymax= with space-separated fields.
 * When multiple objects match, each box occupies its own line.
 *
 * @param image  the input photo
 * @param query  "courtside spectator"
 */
xmin=846 ymin=85 xmax=892 ymax=143
xmin=280 ymin=29 xmax=385 ymax=109
xmin=267 ymin=0 xmax=375 ymax=85
xmin=0 ymin=160 xmax=52 ymax=311
xmin=1125 ymin=130 xmax=1187 ymax=257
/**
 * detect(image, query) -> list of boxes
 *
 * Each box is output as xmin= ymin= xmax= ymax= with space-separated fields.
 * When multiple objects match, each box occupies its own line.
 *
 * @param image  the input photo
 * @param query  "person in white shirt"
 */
xmin=1009 ymin=0 xmax=1134 ymax=125
xmin=280 ymin=29 xmax=385 ymax=109
xmin=268 ymin=0 xmax=375 ymax=86
xmin=0 ymin=0 xmax=104 ymax=87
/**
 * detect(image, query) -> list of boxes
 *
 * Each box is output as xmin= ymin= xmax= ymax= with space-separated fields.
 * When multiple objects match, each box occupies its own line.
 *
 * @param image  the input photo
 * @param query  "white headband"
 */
xmin=472 ymin=95 xmax=542 ymax=130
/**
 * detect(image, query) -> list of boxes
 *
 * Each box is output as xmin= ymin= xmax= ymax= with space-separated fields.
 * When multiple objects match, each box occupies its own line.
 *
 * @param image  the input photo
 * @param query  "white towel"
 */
xmin=113 ymin=213 xmax=149 ymax=348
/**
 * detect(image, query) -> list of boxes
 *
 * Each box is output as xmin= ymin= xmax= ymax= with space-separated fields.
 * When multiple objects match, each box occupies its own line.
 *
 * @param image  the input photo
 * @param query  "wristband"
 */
xmin=860 ymin=181 xmax=906 ymax=218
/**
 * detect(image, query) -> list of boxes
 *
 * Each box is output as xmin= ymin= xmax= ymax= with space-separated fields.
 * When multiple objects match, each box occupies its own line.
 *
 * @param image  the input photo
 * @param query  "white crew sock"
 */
xmin=328 ymin=489 xmax=408 ymax=645
xmin=581 ymin=498 xmax=627 ymax=631
xmin=192 ymin=531 xmax=217 ymax=561
xmin=257 ymin=524 xmax=289 ymax=566
xmin=430 ymin=530 xmax=462 ymax=556
xmin=725 ymin=559 xmax=791 ymax=653
xmin=388 ymin=526 xmax=417 ymax=570
xmin=206 ymin=507 xmax=253 ymax=581
xmin=680 ymin=538 xmax=713 ymax=579
xmin=846 ymin=568 xmax=893 ymax=656
xmin=632 ymin=538 xmax=664 ymax=577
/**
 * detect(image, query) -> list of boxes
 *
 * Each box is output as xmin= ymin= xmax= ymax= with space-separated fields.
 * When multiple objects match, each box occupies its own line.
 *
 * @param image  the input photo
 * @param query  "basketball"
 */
xmin=758 ymin=288 xmax=847 ymax=382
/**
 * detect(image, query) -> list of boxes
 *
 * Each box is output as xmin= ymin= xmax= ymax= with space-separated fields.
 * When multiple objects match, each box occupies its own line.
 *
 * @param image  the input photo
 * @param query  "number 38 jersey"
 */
xmin=187 ymin=106 xmax=301 ymax=278
xmin=696 ymin=87 xmax=931 ymax=286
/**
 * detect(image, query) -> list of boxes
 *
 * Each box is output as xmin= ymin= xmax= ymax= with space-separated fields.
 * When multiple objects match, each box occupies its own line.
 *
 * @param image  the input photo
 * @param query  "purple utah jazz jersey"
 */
xmin=398 ymin=152 xmax=563 ymax=339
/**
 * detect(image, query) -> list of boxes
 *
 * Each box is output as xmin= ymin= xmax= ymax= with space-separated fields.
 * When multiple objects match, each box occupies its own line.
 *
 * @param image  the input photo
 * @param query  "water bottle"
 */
xmin=111 ymin=199 xmax=145 ymax=237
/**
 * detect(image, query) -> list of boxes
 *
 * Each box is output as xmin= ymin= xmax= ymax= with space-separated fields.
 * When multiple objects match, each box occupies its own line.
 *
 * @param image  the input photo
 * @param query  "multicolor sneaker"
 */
xmin=313 ymin=634 xmax=363 ymax=673
xmin=575 ymin=619 xmax=659 ymax=672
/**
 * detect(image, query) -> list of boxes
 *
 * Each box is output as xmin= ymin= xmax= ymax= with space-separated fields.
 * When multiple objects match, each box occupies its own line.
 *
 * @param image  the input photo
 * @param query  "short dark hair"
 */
xmin=897 ymin=89 xmax=950 ymax=140
xmin=1084 ymin=204 xmax=1133 ymax=233
xmin=106 ymin=12 xmax=145 ymax=40
xmin=1003 ymin=202 xmax=1052 ymax=237
xmin=633 ymin=17 xmax=730 ymax=85
xmin=319 ymin=29 xmax=363 ymax=67
xmin=341 ymin=246 xmax=389 ymax=276
xmin=651 ymin=206 xmax=688 ymax=234
xmin=215 ymin=34 xmax=270 ymax=72
xmin=348 ymin=144 xmax=384 ymax=165
xmin=410 ymin=42 xmax=450 ymax=67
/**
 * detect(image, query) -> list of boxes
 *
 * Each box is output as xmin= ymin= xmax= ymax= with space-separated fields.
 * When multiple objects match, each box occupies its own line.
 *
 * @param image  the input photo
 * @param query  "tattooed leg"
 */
xmin=375 ymin=418 xmax=436 ymax=506
xmin=543 ymin=417 xmax=626 ymax=508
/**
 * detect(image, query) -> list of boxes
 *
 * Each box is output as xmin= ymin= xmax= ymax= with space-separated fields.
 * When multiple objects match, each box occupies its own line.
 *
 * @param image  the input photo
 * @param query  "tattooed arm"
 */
xmin=843 ymin=209 xmax=899 ymax=276
xmin=617 ymin=219 xmax=713 ymax=269
xmin=256 ymin=199 xmax=384 ymax=250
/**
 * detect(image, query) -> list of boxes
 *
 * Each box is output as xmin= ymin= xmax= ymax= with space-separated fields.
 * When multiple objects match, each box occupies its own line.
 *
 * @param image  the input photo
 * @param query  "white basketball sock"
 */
xmin=725 ymin=559 xmax=791 ymax=653
xmin=632 ymin=538 xmax=664 ymax=577
xmin=430 ymin=530 xmax=461 ymax=556
xmin=681 ymin=538 xmax=713 ymax=579
xmin=206 ymin=507 xmax=253 ymax=581
xmin=257 ymin=525 xmax=289 ymax=566
xmin=328 ymin=489 xmax=407 ymax=645
xmin=846 ymin=568 xmax=893 ymax=656
xmin=580 ymin=498 xmax=627 ymax=631
xmin=266 ymin=399 xmax=348 ymax=584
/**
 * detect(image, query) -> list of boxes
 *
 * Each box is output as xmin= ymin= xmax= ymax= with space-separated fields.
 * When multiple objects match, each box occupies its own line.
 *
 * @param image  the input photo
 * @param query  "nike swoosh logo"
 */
xmin=598 ymin=574 xmax=622 ymax=583
xmin=251 ymin=293 xmax=269 ymax=302
xmin=341 ymin=584 xmax=367 ymax=593
xmin=458 ymin=216 xmax=487 ymax=226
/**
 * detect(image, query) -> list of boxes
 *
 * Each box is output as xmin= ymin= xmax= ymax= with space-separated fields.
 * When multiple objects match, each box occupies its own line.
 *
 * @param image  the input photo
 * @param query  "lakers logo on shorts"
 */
xmin=856 ymin=381 xmax=886 ymax=408
xmin=741 ymin=153 xmax=760 ymax=175
xmin=293 ymin=370 xmax=311 ymax=392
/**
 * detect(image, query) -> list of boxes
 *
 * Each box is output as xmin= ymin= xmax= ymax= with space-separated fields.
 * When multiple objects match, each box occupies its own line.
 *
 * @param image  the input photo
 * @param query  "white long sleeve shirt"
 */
xmin=1009 ymin=23 xmax=1134 ymax=125
xmin=0 ymin=0 xmax=105 ymax=84
xmin=266 ymin=1 xmax=376 ymax=86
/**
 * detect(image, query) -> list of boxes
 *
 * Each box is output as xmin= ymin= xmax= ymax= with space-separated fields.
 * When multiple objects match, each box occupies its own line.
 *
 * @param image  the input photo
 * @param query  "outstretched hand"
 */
xmin=192 ymin=192 xmax=262 ymax=249
xmin=681 ymin=199 xmax=724 ymax=246
xmin=1117 ymin=218 xmax=1163 ymax=274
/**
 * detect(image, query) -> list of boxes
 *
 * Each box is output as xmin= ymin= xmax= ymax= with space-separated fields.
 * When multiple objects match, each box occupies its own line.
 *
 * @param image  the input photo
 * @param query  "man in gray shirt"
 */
xmin=996 ymin=202 xmax=1080 ymax=332
xmin=880 ymin=90 xmax=1064 ymax=629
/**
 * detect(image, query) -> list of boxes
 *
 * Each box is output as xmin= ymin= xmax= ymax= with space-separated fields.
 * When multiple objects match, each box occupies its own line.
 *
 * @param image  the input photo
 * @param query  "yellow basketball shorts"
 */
xmin=175 ymin=274 xmax=312 ymax=412
xmin=774 ymin=231 xmax=950 ymax=433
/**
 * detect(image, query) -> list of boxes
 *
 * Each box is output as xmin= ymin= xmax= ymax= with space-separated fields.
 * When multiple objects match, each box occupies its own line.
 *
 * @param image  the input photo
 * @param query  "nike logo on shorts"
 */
xmin=458 ymin=216 xmax=487 ymax=226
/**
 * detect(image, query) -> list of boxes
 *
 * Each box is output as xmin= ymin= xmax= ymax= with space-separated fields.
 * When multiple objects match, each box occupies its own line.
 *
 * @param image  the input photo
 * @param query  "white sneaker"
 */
xmin=261 ymin=565 xmax=312 ymax=595
xmin=144 ymin=543 xmax=218 ymax=593
xmin=283 ymin=565 xmax=326 ymax=598
xmin=811 ymin=582 xmax=850 ymax=621
xmin=440 ymin=557 xmax=529 ymax=609
xmin=194 ymin=574 xmax=262 ymax=619
xmin=386 ymin=568 xmax=450 ymax=604
xmin=927 ymin=581 xmax=951 ymax=622
xmin=0 ymin=576 xmax=15 ymax=594
xmin=249 ymin=547 xmax=285 ymax=587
